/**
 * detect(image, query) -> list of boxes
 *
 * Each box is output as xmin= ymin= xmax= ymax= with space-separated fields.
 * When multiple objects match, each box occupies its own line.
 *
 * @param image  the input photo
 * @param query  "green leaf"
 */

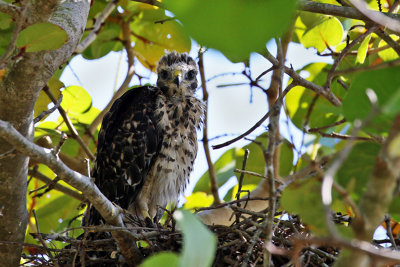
xmin=378 ymin=35 xmax=400 ymax=61
xmin=83 ymin=22 xmax=122 ymax=59
xmin=140 ymin=252 xmax=179 ymax=267
xmin=343 ymin=66 xmax=400 ymax=134
xmin=281 ymin=178 xmax=329 ymax=235
xmin=0 ymin=12 xmax=12 ymax=29
xmin=194 ymin=148 xmax=236 ymax=193
xmin=234 ymin=133 xmax=294 ymax=185
xmin=285 ymin=63 xmax=345 ymax=129
xmin=16 ymin=22 xmax=68 ymax=52
xmin=131 ymin=9 xmax=191 ymax=71
xmin=60 ymin=85 xmax=92 ymax=116
xmin=301 ymin=16 xmax=344 ymax=52
xmin=174 ymin=210 xmax=216 ymax=267
xmin=164 ymin=0 xmax=297 ymax=61
xmin=34 ymin=77 xmax=64 ymax=118
xmin=337 ymin=142 xmax=381 ymax=201
xmin=356 ymin=33 xmax=371 ymax=64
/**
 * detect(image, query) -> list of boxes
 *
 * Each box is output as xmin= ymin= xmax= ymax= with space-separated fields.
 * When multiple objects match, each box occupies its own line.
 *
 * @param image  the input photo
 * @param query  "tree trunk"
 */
xmin=0 ymin=1 xmax=90 ymax=265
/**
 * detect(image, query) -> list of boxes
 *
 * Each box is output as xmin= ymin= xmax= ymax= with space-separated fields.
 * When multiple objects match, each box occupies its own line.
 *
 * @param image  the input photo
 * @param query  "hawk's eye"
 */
xmin=160 ymin=70 xmax=169 ymax=80
xmin=186 ymin=70 xmax=196 ymax=80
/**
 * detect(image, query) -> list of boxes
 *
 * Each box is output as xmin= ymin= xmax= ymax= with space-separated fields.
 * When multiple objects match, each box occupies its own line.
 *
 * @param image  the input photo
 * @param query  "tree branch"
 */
xmin=348 ymin=0 xmax=400 ymax=33
xmin=43 ymin=86 xmax=95 ymax=161
xmin=298 ymin=0 xmax=400 ymax=21
xmin=28 ymin=168 xmax=85 ymax=202
xmin=75 ymin=0 xmax=119 ymax=53
xmin=130 ymin=0 xmax=162 ymax=8
xmin=212 ymin=82 xmax=296 ymax=150
xmin=198 ymin=49 xmax=220 ymax=205
xmin=0 ymin=0 xmax=20 ymax=19
xmin=0 ymin=120 xmax=142 ymax=265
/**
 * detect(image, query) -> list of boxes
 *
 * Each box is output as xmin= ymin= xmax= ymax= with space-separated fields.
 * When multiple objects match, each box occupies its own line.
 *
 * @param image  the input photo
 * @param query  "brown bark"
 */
xmin=0 ymin=1 xmax=90 ymax=265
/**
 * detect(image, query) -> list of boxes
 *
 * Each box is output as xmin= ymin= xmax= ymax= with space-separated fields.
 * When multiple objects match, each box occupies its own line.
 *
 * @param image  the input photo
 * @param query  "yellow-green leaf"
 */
xmin=301 ymin=16 xmax=344 ymax=52
xmin=356 ymin=33 xmax=371 ymax=64
xmin=378 ymin=34 xmax=400 ymax=61
xmin=60 ymin=85 xmax=92 ymax=116
xmin=16 ymin=22 xmax=68 ymax=52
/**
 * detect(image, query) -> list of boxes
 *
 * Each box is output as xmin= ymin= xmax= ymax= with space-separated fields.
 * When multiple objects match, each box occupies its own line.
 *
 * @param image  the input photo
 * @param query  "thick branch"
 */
xmin=0 ymin=120 xmax=142 ymax=265
xmin=298 ymin=0 xmax=400 ymax=21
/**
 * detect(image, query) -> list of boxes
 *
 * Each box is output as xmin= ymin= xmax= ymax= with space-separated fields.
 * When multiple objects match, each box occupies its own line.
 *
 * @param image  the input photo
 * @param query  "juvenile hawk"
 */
xmin=89 ymin=52 xmax=204 ymax=225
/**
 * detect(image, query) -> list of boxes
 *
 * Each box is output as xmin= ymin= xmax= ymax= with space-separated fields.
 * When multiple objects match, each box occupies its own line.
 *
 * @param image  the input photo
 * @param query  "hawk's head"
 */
xmin=156 ymin=51 xmax=198 ymax=97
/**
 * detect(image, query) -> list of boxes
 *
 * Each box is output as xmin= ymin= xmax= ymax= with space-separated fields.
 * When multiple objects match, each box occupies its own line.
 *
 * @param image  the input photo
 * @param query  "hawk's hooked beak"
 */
xmin=173 ymin=70 xmax=182 ymax=88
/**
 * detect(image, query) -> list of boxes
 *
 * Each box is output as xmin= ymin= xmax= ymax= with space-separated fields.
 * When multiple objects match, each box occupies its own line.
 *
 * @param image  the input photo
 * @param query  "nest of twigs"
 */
xmin=22 ymin=205 xmax=386 ymax=267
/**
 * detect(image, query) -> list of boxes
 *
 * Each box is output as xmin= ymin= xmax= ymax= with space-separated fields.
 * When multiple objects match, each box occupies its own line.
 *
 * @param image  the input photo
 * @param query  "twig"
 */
xmin=292 ymin=236 xmax=400 ymax=263
xmin=28 ymin=169 xmax=85 ymax=202
xmin=75 ymin=0 xmax=119 ymax=53
xmin=198 ymin=48 xmax=220 ymax=205
xmin=194 ymin=197 xmax=270 ymax=213
xmin=335 ymin=58 xmax=400 ymax=75
xmin=234 ymin=168 xmax=266 ymax=180
xmin=325 ymin=25 xmax=377 ymax=90
xmin=308 ymin=118 xmax=347 ymax=132
xmin=313 ymin=130 xmax=381 ymax=143
xmin=32 ymin=210 xmax=55 ymax=262
xmin=43 ymin=86 xmax=95 ymax=161
xmin=384 ymin=214 xmax=397 ymax=249
xmin=262 ymin=49 xmax=341 ymax=106
xmin=0 ymin=0 xmax=28 ymax=68
xmin=130 ymin=0 xmax=162 ymax=8
xmin=0 ymin=1 xmax=20 ymax=19
xmin=53 ymin=132 xmax=68 ymax=156
xmin=348 ymin=0 xmax=400 ymax=33
xmin=236 ymin=149 xmax=250 ymax=200
xmin=374 ymin=28 xmax=400 ymax=57
xmin=212 ymin=82 xmax=296 ymax=150
xmin=33 ymin=93 xmax=63 ymax=124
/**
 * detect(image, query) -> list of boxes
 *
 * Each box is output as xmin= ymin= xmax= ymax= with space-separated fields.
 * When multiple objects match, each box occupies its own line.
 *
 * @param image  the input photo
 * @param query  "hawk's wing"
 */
xmin=89 ymin=86 xmax=162 ymax=225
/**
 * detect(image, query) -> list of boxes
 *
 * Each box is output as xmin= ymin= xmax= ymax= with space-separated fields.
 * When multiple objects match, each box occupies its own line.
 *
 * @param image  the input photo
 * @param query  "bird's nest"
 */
xmin=21 ymin=204 xmax=390 ymax=267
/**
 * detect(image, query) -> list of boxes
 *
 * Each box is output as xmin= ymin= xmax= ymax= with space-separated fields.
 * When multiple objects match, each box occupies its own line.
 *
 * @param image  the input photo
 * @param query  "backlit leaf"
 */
xmin=174 ymin=210 xmax=216 ymax=267
xmin=164 ymin=0 xmax=297 ymax=61
xmin=301 ymin=16 xmax=343 ymax=52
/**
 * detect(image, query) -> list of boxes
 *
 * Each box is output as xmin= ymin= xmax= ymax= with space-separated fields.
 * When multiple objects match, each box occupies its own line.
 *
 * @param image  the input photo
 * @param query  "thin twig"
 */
xmin=212 ymin=82 xmax=296 ymax=150
xmin=236 ymin=149 xmax=250 ymax=200
xmin=28 ymin=169 xmax=85 ymax=202
xmin=0 ymin=1 xmax=20 ymax=19
xmin=75 ymin=0 xmax=119 ymax=53
xmin=130 ymin=0 xmax=162 ymax=7
xmin=34 ymin=93 xmax=63 ymax=124
xmin=325 ymin=25 xmax=378 ymax=90
xmin=374 ymin=28 xmax=400 ymax=57
xmin=308 ymin=118 xmax=347 ymax=132
xmin=32 ymin=210 xmax=55 ymax=261
xmin=43 ymin=86 xmax=95 ymax=161
xmin=198 ymin=48 xmax=220 ymax=205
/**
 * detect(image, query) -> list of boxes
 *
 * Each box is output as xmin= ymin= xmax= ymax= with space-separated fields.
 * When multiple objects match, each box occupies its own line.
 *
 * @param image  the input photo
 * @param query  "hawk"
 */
xmin=88 ymin=52 xmax=204 ymax=225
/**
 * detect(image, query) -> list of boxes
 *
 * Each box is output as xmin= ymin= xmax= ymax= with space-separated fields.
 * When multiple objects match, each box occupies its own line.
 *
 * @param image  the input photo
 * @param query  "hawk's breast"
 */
xmin=131 ymin=93 xmax=204 ymax=217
